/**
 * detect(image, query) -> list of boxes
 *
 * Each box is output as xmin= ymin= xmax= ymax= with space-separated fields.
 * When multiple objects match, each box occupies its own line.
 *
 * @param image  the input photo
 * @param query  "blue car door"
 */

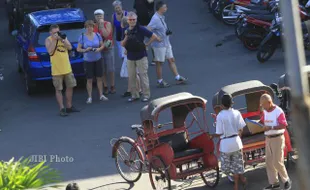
xmin=15 ymin=17 xmax=31 ymax=71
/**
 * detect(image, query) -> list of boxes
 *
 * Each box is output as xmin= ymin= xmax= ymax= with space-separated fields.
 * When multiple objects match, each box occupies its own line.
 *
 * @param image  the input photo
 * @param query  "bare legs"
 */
xmin=55 ymin=88 xmax=73 ymax=109
xmin=155 ymin=58 xmax=179 ymax=80
xmin=55 ymin=90 xmax=64 ymax=110
xmin=86 ymin=79 xmax=93 ymax=98
xmin=102 ymin=71 xmax=115 ymax=92
xmin=233 ymin=174 xmax=247 ymax=190
xmin=86 ymin=78 xmax=103 ymax=98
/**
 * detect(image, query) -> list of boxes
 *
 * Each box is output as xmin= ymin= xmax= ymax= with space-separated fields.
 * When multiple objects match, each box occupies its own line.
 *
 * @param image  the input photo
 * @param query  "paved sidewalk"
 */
xmin=45 ymin=163 xmax=298 ymax=190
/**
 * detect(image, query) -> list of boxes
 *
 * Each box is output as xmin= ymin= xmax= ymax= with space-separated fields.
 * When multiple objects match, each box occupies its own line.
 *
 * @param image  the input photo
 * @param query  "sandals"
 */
xmin=110 ymin=86 xmax=116 ymax=94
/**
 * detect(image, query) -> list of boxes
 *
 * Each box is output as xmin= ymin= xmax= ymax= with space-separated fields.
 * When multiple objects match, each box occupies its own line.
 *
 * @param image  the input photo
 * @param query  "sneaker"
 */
xmin=86 ymin=97 xmax=92 ymax=104
xmin=176 ymin=76 xmax=188 ymax=84
xmin=59 ymin=108 xmax=68 ymax=117
xmin=66 ymin=106 xmax=80 ymax=113
xmin=100 ymin=95 xmax=108 ymax=101
xmin=122 ymin=91 xmax=131 ymax=97
xmin=263 ymin=183 xmax=281 ymax=190
xmin=141 ymin=97 xmax=149 ymax=102
xmin=284 ymin=180 xmax=292 ymax=190
xmin=150 ymin=62 xmax=156 ymax=66
xmin=157 ymin=80 xmax=170 ymax=88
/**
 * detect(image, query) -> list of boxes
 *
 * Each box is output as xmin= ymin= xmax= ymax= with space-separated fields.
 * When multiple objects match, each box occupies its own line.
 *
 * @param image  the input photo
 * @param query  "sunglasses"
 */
xmin=128 ymin=19 xmax=136 ymax=21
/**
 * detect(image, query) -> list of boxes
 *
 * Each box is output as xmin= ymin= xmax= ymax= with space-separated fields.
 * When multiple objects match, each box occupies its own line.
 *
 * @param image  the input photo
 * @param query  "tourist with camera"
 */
xmin=121 ymin=11 xmax=160 ymax=102
xmin=93 ymin=9 xmax=116 ymax=95
xmin=45 ymin=24 xmax=79 ymax=116
xmin=147 ymin=1 xmax=187 ymax=88
xmin=77 ymin=20 xmax=108 ymax=104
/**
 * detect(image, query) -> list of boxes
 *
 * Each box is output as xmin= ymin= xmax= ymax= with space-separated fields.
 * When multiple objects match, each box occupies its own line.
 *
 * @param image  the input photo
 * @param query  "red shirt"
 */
xmin=94 ymin=21 xmax=114 ymax=50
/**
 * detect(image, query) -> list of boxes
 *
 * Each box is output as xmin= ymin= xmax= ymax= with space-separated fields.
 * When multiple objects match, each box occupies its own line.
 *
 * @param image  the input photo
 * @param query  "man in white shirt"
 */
xmin=211 ymin=94 xmax=247 ymax=190
xmin=260 ymin=94 xmax=292 ymax=190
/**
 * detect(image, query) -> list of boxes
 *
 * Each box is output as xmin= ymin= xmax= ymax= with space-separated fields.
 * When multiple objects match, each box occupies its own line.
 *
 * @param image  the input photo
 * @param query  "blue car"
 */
xmin=14 ymin=8 xmax=86 ymax=95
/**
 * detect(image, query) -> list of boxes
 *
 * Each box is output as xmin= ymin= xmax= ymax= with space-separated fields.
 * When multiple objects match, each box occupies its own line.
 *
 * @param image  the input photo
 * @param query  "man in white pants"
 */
xmin=147 ymin=1 xmax=187 ymax=88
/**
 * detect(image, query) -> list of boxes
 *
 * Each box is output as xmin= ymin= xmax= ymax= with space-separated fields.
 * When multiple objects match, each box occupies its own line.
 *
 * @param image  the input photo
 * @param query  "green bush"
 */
xmin=0 ymin=157 xmax=62 ymax=190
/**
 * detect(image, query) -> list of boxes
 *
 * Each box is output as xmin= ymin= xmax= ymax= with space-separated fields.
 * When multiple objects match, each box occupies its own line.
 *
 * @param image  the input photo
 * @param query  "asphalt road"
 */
xmin=0 ymin=0 xmax=301 ymax=189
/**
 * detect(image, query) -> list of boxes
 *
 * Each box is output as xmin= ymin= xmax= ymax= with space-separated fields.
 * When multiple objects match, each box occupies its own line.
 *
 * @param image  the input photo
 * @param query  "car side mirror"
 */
xmin=11 ymin=30 xmax=18 ymax=36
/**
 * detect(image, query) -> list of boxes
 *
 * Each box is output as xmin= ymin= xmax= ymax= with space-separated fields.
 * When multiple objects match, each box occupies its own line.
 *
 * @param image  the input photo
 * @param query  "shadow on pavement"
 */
xmin=88 ymin=181 xmax=135 ymax=190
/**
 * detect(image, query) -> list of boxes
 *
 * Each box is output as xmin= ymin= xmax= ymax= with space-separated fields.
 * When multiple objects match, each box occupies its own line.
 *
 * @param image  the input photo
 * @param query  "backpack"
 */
xmin=125 ymin=25 xmax=146 ymax=52
xmin=81 ymin=32 xmax=101 ymax=48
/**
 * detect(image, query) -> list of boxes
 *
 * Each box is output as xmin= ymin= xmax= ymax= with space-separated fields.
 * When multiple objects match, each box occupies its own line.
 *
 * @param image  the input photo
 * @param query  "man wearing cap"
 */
xmin=211 ymin=94 xmax=247 ymax=190
xmin=260 ymin=94 xmax=292 ymax=190
xmin=94 ymin=9 xmax=116 ymax=95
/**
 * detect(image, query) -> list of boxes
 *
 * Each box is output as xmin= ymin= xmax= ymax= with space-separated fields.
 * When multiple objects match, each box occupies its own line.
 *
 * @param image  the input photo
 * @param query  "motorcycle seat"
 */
xmin=243 ymin=9 xmax=271 ymax=15
xmin=244 ymin=4 xmax=269 ymax=10
xmin=248 ymin=14 xmax=275 ymax=21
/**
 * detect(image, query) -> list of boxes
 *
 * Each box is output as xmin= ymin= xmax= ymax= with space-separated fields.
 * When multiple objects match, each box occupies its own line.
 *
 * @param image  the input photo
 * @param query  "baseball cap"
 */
xmin=94 ymin=9 xmax=104 ymax=15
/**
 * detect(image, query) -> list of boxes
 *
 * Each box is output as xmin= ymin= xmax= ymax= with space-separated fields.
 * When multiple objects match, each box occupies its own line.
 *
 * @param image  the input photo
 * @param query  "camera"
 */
xmin=166 ymin=29 xmax=172 ymax=36
xmin=57 ymin=31 xmax=67 ymax=39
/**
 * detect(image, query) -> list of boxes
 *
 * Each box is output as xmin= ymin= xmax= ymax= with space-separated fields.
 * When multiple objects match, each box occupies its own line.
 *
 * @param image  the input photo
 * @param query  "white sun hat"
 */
xmin=94 ymin=9 xmax=104 ymax=15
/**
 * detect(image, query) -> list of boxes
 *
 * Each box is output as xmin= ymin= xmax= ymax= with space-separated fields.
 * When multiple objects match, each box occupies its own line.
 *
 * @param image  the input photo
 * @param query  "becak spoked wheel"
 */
xmin=201 ymin=166 xmax=220 ymax=187
xmin=149 ymin=156 xmax=171 ymax=190
xmin=114 ymin=139 xmax=143 ymax=183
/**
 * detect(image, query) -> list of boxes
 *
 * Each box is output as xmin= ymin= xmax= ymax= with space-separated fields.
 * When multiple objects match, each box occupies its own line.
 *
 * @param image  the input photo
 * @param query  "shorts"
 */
xmin=84 ymin=59 xmax=103 ymax=79
xmin=52 ymin=72 xmax=77 ymax=91
xmin=115 ymin=41 xmax=125 ymax=58
xmin=220 ymin=150 xmax=245 ymax=175
xmin=102 ymin=48 xmax=115 ymax=72
xmin=152 ymin=46 xmax=174 ymax=63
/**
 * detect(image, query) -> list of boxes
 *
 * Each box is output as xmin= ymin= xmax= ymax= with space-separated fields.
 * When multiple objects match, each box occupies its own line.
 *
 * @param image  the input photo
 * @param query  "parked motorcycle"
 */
xmin=221 ymin=0 xmax=275 ymax=25
xmin=240 ymin=15 xmax=273 ymax=50
xmin=257 ymin=17 xmax=310 ymax=63
xmin=235 ymin=13 xmax=273 ymax=39
xmin=256 ymin=16 xmax=282 ymax=63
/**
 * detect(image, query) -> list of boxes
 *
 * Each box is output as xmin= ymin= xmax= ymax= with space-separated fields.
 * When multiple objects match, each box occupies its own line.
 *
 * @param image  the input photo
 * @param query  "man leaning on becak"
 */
xmin=259 ymin=94 xmax=292 ymax=190
xmin=45 ymin=24 xmax=79 ymax=117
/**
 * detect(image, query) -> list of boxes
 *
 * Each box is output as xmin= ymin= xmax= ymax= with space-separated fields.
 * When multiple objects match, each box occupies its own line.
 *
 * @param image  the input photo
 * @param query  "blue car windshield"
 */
xmin=35 ymin=22 xmax=85 ymax=46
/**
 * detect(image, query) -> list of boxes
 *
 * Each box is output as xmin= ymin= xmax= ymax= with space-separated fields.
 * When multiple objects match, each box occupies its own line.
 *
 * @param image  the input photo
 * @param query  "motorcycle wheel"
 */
xmin=242 ymin=30 xmax=264 ymax=51
xmin=221 ymin=3 xmax=239 ymax=25
xmin=256 ymin=43 xmax=277 ymax=63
